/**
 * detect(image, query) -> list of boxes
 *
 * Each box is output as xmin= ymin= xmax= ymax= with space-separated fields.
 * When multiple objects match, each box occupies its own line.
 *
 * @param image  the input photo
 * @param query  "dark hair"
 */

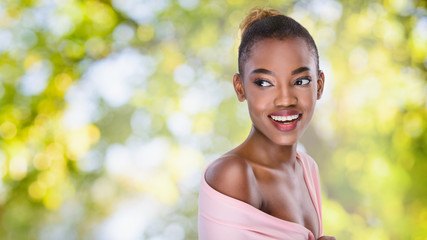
xmin=238 ymin=9 xmax=319 ymax=75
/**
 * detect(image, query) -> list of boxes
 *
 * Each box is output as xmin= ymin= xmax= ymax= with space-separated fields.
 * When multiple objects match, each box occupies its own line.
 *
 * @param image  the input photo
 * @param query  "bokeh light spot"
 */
xmin=28 ymin=181 xmax=47 ymax=200
xmin=38 ymin=171 xmax=56 ymax=188
xmin=403 ymin=113 xmax=423 ymax=138
xmin=9 ymin=155 xmax=28 ymax=180
xmin=0 ymin=121 xmax=17 ymax=139
xmin=137 ymin=25 xmax=155 ymax=42
xmin=85 ymin=37 xmax=109 ymax=58
xmin=54 ymin=73 xmax=73 ymax=92
xmin=349 ymin=46 xmax=369 ymax=74
xmin=145 ymin=173 xmax=179 ymax=205
xmin=33 ymin=153 xmax=51 ymax=171
xmin=43 ymin=189 xmax=62 ymax=210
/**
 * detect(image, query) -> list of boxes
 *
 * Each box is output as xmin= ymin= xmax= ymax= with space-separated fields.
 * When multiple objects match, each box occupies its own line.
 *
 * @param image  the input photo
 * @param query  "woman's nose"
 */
xmin=274 ymin=86 xmax=297 ymax=107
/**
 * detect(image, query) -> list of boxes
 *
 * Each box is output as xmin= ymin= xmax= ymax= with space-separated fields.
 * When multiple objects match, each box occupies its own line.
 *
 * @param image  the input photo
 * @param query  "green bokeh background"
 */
xmin=0 ymin=0 xmax=426 ymax=239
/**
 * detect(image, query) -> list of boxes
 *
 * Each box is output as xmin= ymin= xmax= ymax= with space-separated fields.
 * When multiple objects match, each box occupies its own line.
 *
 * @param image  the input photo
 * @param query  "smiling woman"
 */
xmin=198 ymin=8 xmax=335 ymax=240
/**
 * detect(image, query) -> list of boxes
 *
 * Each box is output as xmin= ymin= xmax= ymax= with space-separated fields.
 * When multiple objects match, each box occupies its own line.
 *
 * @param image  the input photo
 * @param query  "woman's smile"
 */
xmin=268 ymin=109 xmax=302 ymax=132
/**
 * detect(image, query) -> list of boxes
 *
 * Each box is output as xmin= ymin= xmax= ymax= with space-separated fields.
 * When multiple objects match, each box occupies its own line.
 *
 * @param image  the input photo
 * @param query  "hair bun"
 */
xmin=239 ymin=8 xmax=282 ymax=37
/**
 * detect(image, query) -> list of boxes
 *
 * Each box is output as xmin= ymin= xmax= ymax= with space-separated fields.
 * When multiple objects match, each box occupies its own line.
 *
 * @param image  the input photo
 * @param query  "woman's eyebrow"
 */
xmin=250 ymin=68 xmax=275 ymax=76
xmin=291 ymin=66 xmax=311 ymax=75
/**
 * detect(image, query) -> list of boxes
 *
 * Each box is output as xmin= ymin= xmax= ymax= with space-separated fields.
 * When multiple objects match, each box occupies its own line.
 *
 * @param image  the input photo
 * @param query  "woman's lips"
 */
xmin=268 ymin=110 xmax=302 ymax=132
xmin=269 ymin=109 xmax=301 ymax=116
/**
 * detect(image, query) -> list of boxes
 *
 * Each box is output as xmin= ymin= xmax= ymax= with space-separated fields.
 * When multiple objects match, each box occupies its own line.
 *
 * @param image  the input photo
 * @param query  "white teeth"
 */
xmin=271 ymin=114 xmax=299 ymax=122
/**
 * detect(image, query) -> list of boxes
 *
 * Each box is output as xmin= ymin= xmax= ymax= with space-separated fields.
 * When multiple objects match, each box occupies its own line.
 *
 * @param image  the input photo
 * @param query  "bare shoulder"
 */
xmin=205 ymin=153 xmax=261 ymax=208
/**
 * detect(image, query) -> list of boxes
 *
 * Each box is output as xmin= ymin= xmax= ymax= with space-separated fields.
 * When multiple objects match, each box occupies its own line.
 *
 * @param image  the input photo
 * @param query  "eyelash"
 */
xmin=294 ymin=77 xmax=312 ymax=86
xmin=254 ymin=77 xmax=312 ymax=87
xmin=254 ymin=79 xmax=273 ymax=87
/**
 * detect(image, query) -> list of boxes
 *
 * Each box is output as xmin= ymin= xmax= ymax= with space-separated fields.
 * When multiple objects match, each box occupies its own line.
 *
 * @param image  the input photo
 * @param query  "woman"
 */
xmin=198 ymin=8 xmax=336 ymax=240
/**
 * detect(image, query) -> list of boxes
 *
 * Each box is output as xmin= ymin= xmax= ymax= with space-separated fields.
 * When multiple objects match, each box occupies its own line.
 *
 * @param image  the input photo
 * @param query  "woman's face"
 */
xmin=233 ymin=38 xmax=324 ymax=146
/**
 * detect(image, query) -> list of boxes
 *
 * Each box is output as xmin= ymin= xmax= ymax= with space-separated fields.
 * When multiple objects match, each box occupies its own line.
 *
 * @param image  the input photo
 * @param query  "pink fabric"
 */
xmin=198 ymin=151 xmax=323 ymax=240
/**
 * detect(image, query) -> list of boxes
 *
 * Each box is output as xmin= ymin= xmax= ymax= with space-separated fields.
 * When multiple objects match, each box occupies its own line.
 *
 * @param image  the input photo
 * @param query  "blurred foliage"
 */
xmin=0 ymin=0 xmax=426 ymax=239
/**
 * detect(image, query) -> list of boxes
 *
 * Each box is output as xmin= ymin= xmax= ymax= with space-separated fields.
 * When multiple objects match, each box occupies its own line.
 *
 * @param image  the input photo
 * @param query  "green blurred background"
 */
xmin=0 ymin=0 xmax=426 ymax=239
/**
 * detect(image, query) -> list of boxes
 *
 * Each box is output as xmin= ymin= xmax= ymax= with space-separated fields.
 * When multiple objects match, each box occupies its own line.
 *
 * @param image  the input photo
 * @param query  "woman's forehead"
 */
xmin=244 ymin=38 xmax=317 ymax=74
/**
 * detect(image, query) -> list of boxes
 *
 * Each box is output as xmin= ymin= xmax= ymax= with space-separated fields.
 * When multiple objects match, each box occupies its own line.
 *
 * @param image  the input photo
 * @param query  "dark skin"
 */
xmin=205 ymin=38 xmax=336 ymax=240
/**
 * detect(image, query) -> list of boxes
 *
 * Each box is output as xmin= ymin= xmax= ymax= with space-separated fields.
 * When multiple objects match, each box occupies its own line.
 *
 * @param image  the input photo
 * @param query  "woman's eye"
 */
xmin=295 ymin=78 xmax=311 ymax=85
xmin=254 ymin=80 xmax=273 ymax=87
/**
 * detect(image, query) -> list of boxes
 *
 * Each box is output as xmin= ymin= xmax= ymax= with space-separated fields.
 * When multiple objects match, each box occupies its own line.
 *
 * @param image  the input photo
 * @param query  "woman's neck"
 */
xmin=239 ymin=126 xmax=298 ymax=169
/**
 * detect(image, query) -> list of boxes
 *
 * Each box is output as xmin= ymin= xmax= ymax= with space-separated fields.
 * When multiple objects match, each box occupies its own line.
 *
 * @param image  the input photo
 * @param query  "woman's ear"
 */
xmin=317 ymin=70 xmax=325 ymax=100
xmin=233 ymin=73 xmax=246 ymax=102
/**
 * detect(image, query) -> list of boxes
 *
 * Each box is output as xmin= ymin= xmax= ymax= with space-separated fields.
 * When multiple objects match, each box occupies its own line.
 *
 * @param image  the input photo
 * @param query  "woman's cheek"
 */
xmin=248 ymin=95 xmax=269 ymax=111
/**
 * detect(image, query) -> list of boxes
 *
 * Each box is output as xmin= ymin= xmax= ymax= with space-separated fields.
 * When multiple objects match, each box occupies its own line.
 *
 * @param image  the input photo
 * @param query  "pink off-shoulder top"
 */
xmin=198 ymin=151 xmax=323 ymax=240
